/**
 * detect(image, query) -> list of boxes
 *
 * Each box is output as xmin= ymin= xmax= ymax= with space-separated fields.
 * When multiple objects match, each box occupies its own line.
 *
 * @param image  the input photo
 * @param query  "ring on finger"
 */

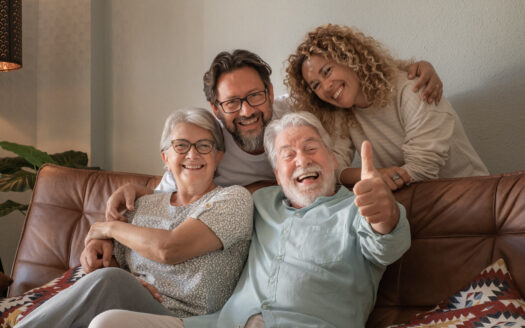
xmin=392 ymin=173 xmax=401 ymax=181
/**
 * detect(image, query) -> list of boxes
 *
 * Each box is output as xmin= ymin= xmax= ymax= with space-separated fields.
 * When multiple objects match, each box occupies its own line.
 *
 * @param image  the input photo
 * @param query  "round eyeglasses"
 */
xmin=170 ymin=139 xmax=215 ymax=154
xmin=217 ymin=89 xmax=268 ymax=114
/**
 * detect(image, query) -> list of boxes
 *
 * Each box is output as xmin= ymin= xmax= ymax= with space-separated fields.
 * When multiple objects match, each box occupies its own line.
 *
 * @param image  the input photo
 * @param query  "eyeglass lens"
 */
xmin=172 ymin=139 xmax=214 ymax=154
xmin=220 ymin=90 xmax=267 ymax=113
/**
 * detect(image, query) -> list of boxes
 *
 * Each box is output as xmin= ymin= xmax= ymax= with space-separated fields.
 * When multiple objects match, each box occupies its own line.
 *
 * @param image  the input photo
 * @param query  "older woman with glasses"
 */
xmin=15 ymin=108 xmax=254 ymax=328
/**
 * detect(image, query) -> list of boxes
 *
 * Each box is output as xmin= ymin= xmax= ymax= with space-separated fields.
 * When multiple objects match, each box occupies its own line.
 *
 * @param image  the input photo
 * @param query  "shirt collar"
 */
xmin=281 ymin=185 xmax=352 ymax=214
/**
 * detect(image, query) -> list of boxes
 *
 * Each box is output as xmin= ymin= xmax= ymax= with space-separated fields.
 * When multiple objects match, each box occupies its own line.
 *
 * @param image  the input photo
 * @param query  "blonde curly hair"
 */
xmin=285 ymin=24 xmax=401 ymax=135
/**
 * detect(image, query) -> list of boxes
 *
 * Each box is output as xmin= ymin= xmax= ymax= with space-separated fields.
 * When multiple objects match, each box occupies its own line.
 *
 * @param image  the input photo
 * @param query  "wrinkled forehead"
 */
xmin=216 ymin=67 xmax=266 ymax=97
xmin=275 ymin=125 xmax=323 ymax=150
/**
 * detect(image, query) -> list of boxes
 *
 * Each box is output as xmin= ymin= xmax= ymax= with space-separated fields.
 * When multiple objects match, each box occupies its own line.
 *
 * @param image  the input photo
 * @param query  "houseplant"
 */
xmin=0 ymin=141 xmax=97 ymax=217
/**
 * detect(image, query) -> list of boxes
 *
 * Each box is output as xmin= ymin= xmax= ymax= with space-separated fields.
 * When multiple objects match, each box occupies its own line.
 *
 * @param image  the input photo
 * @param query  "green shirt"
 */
xmin=184 ymin=185 xmax=410 ymax=327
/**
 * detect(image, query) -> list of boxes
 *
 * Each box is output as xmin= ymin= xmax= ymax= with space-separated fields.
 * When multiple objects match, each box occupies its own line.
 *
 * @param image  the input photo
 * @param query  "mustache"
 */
xmin=233 ymin=111 xmax=263 ymax=125
xmin=292 ymin=164 xmax=322 ymax=180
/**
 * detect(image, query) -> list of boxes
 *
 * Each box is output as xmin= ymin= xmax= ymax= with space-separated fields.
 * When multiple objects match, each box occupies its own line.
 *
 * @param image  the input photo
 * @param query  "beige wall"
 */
xmin=108 ymin=0 xmax=525 ymax=176
xmin=0 ymin=0 xmax=92 ymax=274
xmin=0 ymin=0 xmax=524 ymax=274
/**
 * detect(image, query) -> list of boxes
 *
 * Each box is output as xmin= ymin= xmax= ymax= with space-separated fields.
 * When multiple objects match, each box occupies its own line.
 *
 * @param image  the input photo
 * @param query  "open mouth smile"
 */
xmin=296 ymin=172 xmax=319 ymax=183
xmin=182 ymin=164 xmax=205 ymax=170
xmin=238 ymin=116 xmax=259 ymax=126
xmin=235 ymin=112 xmax=263 ymax=128
xmin=332 ymin=84 xmax=344 ymax=100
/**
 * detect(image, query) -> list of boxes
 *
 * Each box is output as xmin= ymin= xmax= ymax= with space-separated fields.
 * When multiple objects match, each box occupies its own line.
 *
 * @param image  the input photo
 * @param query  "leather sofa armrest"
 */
xmin=0 ymin=272 xmax=13 ymax=297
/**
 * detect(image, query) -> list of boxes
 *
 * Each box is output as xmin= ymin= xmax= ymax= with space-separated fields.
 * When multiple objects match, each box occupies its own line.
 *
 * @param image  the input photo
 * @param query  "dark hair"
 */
xmin=203 ymin=49 xmax=272 ymax=105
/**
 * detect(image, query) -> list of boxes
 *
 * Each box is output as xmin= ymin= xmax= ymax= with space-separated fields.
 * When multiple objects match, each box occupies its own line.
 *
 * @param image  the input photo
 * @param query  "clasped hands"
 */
xmin=80 ymin=214 xmax=163 ymax=302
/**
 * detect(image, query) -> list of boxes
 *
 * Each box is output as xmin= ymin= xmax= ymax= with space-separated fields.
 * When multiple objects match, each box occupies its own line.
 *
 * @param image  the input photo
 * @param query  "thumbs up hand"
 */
xmin=353 ymin=141 xmax=400 ymax=234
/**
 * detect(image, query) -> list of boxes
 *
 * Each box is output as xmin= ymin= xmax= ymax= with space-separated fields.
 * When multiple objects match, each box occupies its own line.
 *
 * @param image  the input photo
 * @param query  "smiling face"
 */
xmin=162 ymin=122 xmax=223 ymax=192
xmin=301 ymin=55 xmax=368 ymax=109
xmin=273 ymin=125 xmax=337 ymax=209
xmin=211 ymin=66 xmax=274 ymax=154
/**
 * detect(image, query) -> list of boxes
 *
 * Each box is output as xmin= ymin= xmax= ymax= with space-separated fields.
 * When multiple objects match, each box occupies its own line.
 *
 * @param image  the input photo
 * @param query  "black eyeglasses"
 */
xmin=217 ymin=89 xmax=268 ymax=114
xmin=170 ymin=139 xmax=216 ymax=154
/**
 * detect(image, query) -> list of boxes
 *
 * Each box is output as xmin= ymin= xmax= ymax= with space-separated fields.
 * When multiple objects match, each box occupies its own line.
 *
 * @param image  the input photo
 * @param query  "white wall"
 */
xmin=109 ymin=0 xmax=525 ymax=176
xmin=0 ymin=0 xmax=524 ymax=274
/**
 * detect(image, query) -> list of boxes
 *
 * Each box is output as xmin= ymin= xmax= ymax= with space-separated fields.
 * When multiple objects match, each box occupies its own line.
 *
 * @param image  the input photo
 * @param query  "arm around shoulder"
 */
xmin=106 ymin=183 xmax=154 ymax=221
xmin=398 ymin=79 xmax=457 ymax=181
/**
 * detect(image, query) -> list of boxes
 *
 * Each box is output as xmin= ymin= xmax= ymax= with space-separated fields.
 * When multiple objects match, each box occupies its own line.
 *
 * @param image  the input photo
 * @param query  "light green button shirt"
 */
xmin=184 ymin=185 xmax=410 ymax=328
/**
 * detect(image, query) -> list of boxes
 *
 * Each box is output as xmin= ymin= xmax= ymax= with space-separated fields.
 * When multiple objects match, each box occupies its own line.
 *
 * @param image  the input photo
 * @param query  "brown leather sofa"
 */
xmin=3 ymin=164 xmax=525 ymax=327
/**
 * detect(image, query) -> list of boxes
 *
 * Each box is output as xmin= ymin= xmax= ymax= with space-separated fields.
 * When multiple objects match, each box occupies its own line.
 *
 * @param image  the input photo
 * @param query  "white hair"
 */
xmin=263 ymin=111 xmax=333 ymax=169
xmin=160 ymin=107 xmax=224 ymax=153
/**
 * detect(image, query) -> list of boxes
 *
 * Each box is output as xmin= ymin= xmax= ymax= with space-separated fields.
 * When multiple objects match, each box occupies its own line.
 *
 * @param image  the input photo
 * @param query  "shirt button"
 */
xmin=283 ymin=229 xmax=289 ymax=234
xmin=294 ymin=213 xmax=300 ymax=217
xmin=276 ymin=255 xmax=283 ymax=260
xmin=269 ymin=277 xmax=275 ymax=283
xmin=262 ymin=305 xmax=268 ymax=310
xmin=205 ymin=203 xmax=211 ymax=209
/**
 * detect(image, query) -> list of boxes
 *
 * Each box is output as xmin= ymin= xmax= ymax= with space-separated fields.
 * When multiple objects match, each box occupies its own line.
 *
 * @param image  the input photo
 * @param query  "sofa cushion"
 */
xmin=0 ymin=266 xmax=85 ymax=327
xmin=388 ymin=258 xmax=525 ymax=327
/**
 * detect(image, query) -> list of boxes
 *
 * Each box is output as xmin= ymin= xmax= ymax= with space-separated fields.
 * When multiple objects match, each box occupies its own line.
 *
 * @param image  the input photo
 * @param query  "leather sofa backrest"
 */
xmin=367 ymin=171 xmax=525 ymax=326
xmin=8 ymin=165 xmax=525 ymax=328
xmin=8 ymin=164 xmax=161 ymax=297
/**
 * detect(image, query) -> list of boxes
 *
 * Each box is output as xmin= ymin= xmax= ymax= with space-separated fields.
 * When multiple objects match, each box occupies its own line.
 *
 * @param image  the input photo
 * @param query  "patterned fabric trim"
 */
xmin=388 ymin=258 xmax=525 ymax=328
xmin=0 ymin=266 xmax=86 ymax=328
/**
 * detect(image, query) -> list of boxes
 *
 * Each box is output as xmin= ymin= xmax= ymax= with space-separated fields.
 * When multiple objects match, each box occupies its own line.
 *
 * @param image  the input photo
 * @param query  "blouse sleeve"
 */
xmin=189 ymin=186 xmax=254 ymax=250
xmin=397 ymin=80 xmax=457 ymax=181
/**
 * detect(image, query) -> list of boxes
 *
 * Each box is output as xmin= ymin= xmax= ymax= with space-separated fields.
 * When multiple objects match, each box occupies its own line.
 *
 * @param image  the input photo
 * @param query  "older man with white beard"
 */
xmin=89 ymin=111 xmax=410 ymax=328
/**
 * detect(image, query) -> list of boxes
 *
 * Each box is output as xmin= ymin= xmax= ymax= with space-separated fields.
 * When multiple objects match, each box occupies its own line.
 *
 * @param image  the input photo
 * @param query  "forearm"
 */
xmin=108 ymin=221 xmax=174 ymax=264
xmin=359 ymin=204 xmax=411 ymax=266
xmin=244 ymin=180 xmax=276 ymax=194
xmin=370 ymin=203 xmax=400 ymax=235
xmin=339 ymin=167 xmax=362 ymax=186
xmin=394 ymin=58 xmax=414 ymax=71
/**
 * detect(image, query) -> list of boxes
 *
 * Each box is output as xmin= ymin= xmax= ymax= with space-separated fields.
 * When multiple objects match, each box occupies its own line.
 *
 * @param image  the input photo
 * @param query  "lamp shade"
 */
xmin=0 ymin=0 xmax=22 ymax=71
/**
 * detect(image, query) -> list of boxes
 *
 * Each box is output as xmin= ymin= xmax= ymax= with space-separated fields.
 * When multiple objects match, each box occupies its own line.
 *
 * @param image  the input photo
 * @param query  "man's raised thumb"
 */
xmin=361 ymin=141 xmax=376 ymax=179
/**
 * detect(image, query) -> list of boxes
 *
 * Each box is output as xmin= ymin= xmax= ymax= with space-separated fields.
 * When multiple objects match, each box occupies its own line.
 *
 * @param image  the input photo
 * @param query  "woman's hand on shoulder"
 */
xmin=377 ymin=166 xmax=412 ymax=191
xmin=407 ymin=61 xmax=443 ymax=105
xmin=106 ymin=183 xmax=152 ymax=222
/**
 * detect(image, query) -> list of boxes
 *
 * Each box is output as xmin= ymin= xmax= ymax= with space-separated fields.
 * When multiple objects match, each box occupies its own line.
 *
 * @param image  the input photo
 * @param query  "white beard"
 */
xmin=280 ymin=163 xmax=337 ymax=208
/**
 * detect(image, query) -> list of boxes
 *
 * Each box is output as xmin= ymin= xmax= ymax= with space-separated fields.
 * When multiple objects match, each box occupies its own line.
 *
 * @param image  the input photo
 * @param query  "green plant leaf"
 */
xmin=0 ymin=199 xmax=28 ymax=217
xmin=0 ymin=170 xmax=37 ymax=192
xmin=0 ymin=141 xmax=57 ymax=169
xmin=50 ymin=150 xmax=88 ymax=168
xmin=0 ymin=156 xmax=34 ymax=174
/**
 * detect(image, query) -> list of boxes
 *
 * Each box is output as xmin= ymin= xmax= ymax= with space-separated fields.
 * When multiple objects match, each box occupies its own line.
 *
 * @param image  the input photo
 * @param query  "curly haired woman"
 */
xmin=286 ymin=24 xmax=488 ymax=189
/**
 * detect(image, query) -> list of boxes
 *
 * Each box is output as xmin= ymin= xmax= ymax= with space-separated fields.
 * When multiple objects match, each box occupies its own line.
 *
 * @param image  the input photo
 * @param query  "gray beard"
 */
xmin=219 ymin=108 xmax=272 ymax=153
xmin=232 ymin=129 xmax=265 ymax=153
